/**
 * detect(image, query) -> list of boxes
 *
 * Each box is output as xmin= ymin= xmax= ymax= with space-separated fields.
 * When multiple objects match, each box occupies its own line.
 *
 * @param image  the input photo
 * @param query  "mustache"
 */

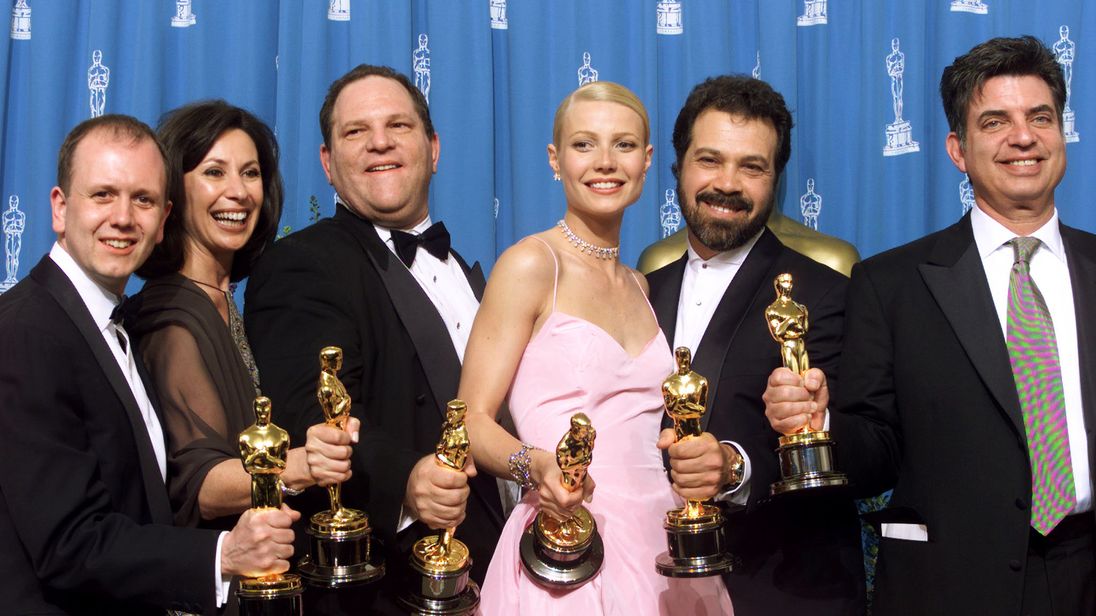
xmin=695 ymin=191 xmax=752 ymax=212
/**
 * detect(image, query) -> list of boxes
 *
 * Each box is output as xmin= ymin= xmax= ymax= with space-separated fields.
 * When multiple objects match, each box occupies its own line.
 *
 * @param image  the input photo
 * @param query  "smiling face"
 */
xmin=51 ymin=130 xmax=170 ymax=296
xmin=548 ymin=100 xmax=652 ymax=219
xmin=320 ymin=75 xmax=439 ymax=228
xmin=678 ymin=110 xmax=777 ymax=259
xmin=181 ymin=128 xmax=263 ymax=270
xmin=946 ymin=75 xmax=1065 ymax=231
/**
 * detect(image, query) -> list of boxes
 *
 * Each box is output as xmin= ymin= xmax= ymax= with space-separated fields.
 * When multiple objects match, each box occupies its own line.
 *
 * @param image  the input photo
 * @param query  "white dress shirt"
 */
xmin=49 ymin=243 xmax=230 ymax=605
xmin=672 ymin=232 xmax=765 ymax=504
xmin=970 ymin=205 xmax=1092 ymax=513
xmin=373 ymin=215 xmax=480 ymax=361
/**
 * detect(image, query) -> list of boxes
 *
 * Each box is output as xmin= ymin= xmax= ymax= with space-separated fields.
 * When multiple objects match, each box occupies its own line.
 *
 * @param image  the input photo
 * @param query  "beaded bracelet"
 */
xmin=281 ymin=480 xmax=303 ymax=497
xmin=508 ymin=443 xmax=539 ymax=490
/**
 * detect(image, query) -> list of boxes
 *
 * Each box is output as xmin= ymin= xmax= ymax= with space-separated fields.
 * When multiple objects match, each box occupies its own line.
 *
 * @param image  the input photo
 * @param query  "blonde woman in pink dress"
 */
xmin=459 ymin=82 xmax=732 ymax=615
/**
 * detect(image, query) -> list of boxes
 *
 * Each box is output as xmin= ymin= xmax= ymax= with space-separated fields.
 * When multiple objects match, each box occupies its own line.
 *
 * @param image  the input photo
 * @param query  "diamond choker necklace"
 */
xmin=557 ymin=219 xmax=620 ymax=260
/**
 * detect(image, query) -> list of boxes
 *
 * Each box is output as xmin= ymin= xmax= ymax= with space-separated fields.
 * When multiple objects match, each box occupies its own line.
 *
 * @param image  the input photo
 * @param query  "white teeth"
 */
xmin=213 ymin=211 xmax=247 ymax=222
xmin=709 ymin=204 xmax=731 ymax=213
xmin=368 ymin=164 xmax=398 ymax=172
xmin=590 ymin=181 xmax=621 ymax=189
xmin=1008 ymin=159 xmax=1038 ymax=166
xmin=104 ymin=239 xmax=132 ymax=249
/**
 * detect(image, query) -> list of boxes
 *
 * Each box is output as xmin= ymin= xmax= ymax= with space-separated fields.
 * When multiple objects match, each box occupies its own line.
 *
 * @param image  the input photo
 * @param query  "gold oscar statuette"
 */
xmin=297 ymin=346 xmax=384 ymax=587
xmin=399 ymin=400 xmax=481 ymax=615
xmin=655 ymin=347 xmax=734 ymax=578
xmin=235 ymin=397 xmax=304 ymax=615
xmin=518 ymin=413 xmax=605 ymax=587
xmin=766 ymin=273 xmax=848 ymax=496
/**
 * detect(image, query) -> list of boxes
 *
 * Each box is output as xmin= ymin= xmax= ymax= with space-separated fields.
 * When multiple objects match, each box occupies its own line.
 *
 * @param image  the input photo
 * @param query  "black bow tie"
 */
xmin=109 ymin=294 xmax=141 ymax=327
xmin=390 ymin=222 xmax=451 ymax=268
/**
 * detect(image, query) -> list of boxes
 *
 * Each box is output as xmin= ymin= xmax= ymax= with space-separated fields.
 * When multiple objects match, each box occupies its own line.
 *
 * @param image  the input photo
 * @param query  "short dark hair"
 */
xmin=319 ymin=64 xmax=434 ymax=149
xmin=57 ymin=114 xmax=164 ymax=193
xmin=672 ymin=75 xmax=793 ymax=181
xmin=940 ymin=35 xmax=1066 ymax=145
xmin=137 ymin=100 xmax=283 ymax=282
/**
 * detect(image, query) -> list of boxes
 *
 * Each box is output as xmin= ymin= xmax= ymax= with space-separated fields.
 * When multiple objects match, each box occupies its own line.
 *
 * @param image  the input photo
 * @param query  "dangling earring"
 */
xmin=642 ymin=172 xmax=647 ymax=183
xmin=553 ymin=172 xmax=561 ymax=182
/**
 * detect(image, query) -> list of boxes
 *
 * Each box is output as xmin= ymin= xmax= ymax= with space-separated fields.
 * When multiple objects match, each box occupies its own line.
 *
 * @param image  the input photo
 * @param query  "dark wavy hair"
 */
xmin=940 ymin=35 xmax=1066 ymax=145
xmin=671 ymin=75 xmax=793 ymax=182
xmin=137 ymin=100 xmax=283 ymax=282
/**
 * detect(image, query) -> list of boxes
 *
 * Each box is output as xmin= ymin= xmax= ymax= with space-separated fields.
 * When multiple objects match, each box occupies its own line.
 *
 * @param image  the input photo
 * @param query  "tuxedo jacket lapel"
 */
xmin=918 ymin=217 xmax=1024 ymax=438
xmin=33 ymin=259 xmax=173 ymax=524
xmin=339 ymin=210 xmax=502 ymax=522
xmin=339 ymin=208 xmax=464 ymax=421
xmin=650 ymin=255 xmax=685 ymax=334
xmin=692 ymin=230 xmax=783 ymax=433
xmin=1062 ymin=225 xmax=1096 ymax=475
xmin=451 ymin=250 xmax=486 ymax=301
xmin=650 ymin=230 xmax=782 ymax=434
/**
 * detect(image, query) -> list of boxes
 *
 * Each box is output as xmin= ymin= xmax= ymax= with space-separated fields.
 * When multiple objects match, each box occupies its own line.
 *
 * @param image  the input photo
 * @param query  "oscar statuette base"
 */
xmin=399 ymin=535 xmax=480 ymax=616
xmin=519 ymin=506 xmax=605 ymax=588
xmin=655 ymin=505 xmax=734 ymax=578
xmin=237 ymin=573 xmax=304 ymax=616
xmin=770 ymin=430 xmax=848 ymax=496
xmin=297 ymin=508 xmax=385 ymax=588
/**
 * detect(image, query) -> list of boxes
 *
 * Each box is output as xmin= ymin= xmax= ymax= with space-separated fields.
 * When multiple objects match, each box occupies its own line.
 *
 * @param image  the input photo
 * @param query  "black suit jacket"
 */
xmin=648 ymin=229 xmax=865 ymax=616
xmin=831 ymin=214 xmax=1096 ymax=615
xmin=0 ymin=257 xmax=221 ymax=615
xmin=244 ymin=206 xmax=503 ymax=611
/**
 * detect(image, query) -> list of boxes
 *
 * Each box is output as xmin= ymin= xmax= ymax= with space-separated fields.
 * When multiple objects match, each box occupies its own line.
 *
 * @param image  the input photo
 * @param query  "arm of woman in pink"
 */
xmin=460 ymin=238 xmax=594 ymax=522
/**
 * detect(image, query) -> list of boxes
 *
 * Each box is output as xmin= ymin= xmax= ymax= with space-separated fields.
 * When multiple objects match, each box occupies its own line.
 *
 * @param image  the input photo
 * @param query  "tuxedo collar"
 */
xmin=48 ymin=242 xmax=121 ymax=336
xmin=333 ymin=204 xmax=485 ymax=298
xmin=970 ymin=205 xmax=1065 ymax=263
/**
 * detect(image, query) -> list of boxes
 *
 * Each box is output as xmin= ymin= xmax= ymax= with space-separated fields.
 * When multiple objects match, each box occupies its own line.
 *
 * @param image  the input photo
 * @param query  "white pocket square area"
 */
xmin=881 ymin=522 xmax=929 ymax=542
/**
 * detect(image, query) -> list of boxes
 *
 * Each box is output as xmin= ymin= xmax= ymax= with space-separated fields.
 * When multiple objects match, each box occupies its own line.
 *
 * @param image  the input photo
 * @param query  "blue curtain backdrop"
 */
xmin=2 ymin=0 xmax=1093 ymax=294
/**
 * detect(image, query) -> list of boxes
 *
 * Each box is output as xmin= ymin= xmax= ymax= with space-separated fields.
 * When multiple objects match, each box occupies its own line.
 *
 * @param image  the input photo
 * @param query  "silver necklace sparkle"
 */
xmin=557 ymin=219 xmax=619 ymax=260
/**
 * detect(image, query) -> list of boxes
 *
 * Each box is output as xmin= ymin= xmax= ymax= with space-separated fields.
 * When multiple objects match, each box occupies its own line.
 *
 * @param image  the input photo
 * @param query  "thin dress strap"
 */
xmin=628 ymin=270 xmax=659 ymax=322
xmin=527 ymin=235 xmax=559 ymax=312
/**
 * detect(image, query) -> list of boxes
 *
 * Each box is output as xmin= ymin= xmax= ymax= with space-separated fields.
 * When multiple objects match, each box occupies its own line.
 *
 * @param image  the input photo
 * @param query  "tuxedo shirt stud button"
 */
xmin=1015 ymin=498 xmax=1028 ymax=510
xmin=1008 ymin=559 xmax=1023 ymax=572
xmin=416 ymin=394 xmax=427 ymax=405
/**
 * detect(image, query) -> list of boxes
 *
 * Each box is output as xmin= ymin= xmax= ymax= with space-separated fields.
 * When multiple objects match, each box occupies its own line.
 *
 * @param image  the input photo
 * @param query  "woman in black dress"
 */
xmin=131 ymin=101 xmax=356 ymax=533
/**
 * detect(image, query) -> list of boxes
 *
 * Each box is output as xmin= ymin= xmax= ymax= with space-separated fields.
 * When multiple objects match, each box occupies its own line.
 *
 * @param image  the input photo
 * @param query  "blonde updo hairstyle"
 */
xmin=552 ymin=81 xmax=650 ymax=147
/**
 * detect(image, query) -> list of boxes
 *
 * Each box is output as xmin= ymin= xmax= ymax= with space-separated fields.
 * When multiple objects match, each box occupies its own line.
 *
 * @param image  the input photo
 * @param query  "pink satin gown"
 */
xmin=478 ymin=240 xmax=733 ymax=615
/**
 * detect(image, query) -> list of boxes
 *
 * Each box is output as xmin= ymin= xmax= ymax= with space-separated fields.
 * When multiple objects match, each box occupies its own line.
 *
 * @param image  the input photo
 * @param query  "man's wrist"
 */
xmin=721 ymin=443 xmax=745 ymax=490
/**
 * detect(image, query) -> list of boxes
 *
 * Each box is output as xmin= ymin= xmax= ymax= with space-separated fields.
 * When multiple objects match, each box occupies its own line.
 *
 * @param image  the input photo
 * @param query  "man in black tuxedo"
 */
xmin=0 ymin=115 xmax=296 ymax=615
xmin=766 ymin=36 xmax=1096 ymax=615
xmin=245 ymin=65 xmax=502 ymax=612
xmin=648 ymin=76 xmax=865 ymax=615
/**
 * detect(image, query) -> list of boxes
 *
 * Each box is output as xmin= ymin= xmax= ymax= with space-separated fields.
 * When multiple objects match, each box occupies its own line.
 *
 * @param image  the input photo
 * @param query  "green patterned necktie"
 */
xmin=1005 ymin=236 xmax=1075 ymax=536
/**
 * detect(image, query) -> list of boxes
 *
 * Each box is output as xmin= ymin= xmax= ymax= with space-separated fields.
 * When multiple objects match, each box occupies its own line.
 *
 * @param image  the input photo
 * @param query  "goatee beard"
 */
xmin=682 ymin=189 xmax=771 ymax=252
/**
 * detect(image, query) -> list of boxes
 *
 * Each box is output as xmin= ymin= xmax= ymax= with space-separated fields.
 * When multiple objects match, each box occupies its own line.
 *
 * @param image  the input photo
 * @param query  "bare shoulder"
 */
xmin=491 ymin=233 xmax=558 ymax=286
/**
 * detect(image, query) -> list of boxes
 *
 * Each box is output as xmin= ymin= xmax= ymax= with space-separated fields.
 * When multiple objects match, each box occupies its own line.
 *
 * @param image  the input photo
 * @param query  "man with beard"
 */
xmin=648 ymin=76 xmax=865 ymax=615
